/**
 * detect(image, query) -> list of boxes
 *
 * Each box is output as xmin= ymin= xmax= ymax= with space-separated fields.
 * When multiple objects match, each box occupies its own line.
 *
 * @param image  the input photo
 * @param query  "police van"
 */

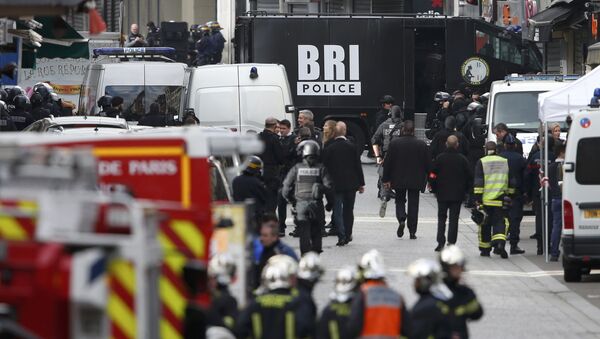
xmin=78 ymin=47 xmax=295 ymax=132
xmin=486 ymin=75 xmax=578 ymax=157
xmin=561 ymin=107 xmax=600 ymax=282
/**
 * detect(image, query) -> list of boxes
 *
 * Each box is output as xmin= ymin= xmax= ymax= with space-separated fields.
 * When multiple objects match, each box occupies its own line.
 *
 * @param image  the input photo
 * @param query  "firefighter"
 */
xmin=317 ymin=266 xmax=359 ymax=339
xmin=0 ymin=100 xmax=17 ymax=131
xmin=236 ymin=255 xmax=314 ymax=339
xmin=208 ymin=21 xmax=225 ymax=64
xmin=206 ymin=254 xmax=238 ymax=334
xmin=232 ymin=155 xmax=267 ymax=228
xmin=10 ymin=94 xmax=35 ymax=131
xmin=473 ymin=141 xmax=514 ymax=259
xmin=371 ymin=105 xmax=403 ymax=217
xmin=297 ymin=252 xmax=324 ymax=323
xmin=407 ymin=258 xmax=453 ymax=339
xmin=439 ymin=245 xmax=483 ymax=339
xmin=282 ymin=140 xmax=334 ymax=255
xmin=347 ymin=249 xmax=409 ymax=338
xmin=195 ymin=24 xmax=213 ymax=66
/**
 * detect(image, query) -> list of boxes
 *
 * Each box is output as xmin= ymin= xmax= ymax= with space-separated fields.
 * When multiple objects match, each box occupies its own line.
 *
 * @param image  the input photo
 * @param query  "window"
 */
xmin=576 ymin=138 xmax=600 ymax=185
xmin=492 ymin=91 xmax=543 ymax=131
xmin=104 ymin=85 xmax=183 ymax=121
xmin=476 ymin=30 xmax=523 ymax=64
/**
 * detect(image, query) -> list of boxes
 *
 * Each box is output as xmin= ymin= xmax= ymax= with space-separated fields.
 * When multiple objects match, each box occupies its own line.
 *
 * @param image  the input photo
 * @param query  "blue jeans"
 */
xmin=551 ymin=198 xmax=562 ymax=257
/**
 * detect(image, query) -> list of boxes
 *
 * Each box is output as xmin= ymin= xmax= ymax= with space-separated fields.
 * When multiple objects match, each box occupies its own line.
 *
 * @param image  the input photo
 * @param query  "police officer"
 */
xmin=283 ymin=140 xmax=334 ymax=255
xmin=10 ymin=95 xmax=35 ymax=131
xmin=297 ymin=252 xmax=324 ymax=325
xmin=439 ymin=246 xmax=483 ymax=339
xmin=474 ymin=141 xmax=514 ymax=258
xmin=195 ymin=24 xmax=213 ymax=66
xmin=462 ymin=104 xmax=487 ymax=208
xmin=499 ymin=135 xmax=527 ymax=255
xmin=259 ymin=117 xmax=285 ymax=214
xmin=236 ymin=255 xmax=314 ymax=339
xmin=317 ymin=266 xmax=358 ymax=339
xmin=408 ymin=258 xmax=453 ymax=339
xmin=206 ymin=254 xmax=238 ymax=334
xmin=106 ymin=96 xmax=124 ymax=118
xmin=232 ymin=156 xmax=267 ymax=227
xmin=30 ymin=93 xmax=51 ymax=121
xmin=96 ymin=95 xmax=113 ymax=117
xmin=33 ymin=84 xmax=61 ymax=117
xmin=138 ymin=102 xmax=167 ymax=127
xmin=0 ymin=101 xmax=17 ymax=132
xmin=5 ymin=86 xmax=24 ymax=110
xmin=208 ymin=21 xmax=225 ymax=64
xmin=347 ymin=250 xmax=409 ymax=338
xmin=371 ymin=105 xmax=403 ymax=217
xmin=374 ymin=95 xmax=394 ymax=131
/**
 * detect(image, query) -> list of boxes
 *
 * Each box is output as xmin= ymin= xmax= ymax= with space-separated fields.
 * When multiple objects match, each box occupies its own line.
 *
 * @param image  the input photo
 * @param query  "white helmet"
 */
xmin=359 ymin=249 xmax=386 ymax=280
xmin=440 ymin=245 xmax=466 ymax=268
xmin=331 ymin=266 xmax=359 ymax=303
xmin=298 ymin=252 xmax=324 ymax=282
xmin=407 ymin=258 xmax=453 ymax=301
xmin=261 ymin=255 xmax=298 ymax=290
xmin=208 ymin=253 xmax=236 ymax=285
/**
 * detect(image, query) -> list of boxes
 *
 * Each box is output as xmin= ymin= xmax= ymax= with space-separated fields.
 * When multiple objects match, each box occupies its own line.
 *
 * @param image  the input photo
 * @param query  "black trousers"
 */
xmin=437 ymin=200 xmax=462 ymax=246
xmin=333 ymin=190 xmax=357 ymax=240
xmin=277 ymin=188 xmax=288 ymax=232
xmin=395 ymin=188 xmax=420 ymax=234
xmin=263 ymin=173 xmax=280 ymax=214
xmin=508 ymin=195 xmax=524 ymax=246
xmin=533 ymin=194 xmax=552 ymax=252
xmin=297 ymin=219 xmax=322 ymax=255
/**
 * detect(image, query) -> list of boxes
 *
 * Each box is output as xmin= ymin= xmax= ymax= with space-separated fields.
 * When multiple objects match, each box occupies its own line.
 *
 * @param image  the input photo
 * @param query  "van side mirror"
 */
xmin=285 ymin=105 xmax=296 ymax=114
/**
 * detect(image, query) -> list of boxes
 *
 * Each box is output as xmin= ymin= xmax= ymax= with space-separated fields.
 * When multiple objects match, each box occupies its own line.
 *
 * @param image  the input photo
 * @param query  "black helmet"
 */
xmin=34 ymin=85 xmax=51 ymax=101
xmin=380 ymin=95 xmax=394 ymax=105
xmin=298 ymin=140 xmax=320 ymax=159
xmin=243 ymin=156 xmax=263 ymax=176
xmin=434 ymin=91 xmax=450 ymax=102
xmin=444 ymin=115 xmax=456 ymax=130
xmin=97 ymin=95 xmax=113 ymax=109
xmin=0 ymin=89 xmax=6 ymax=102
xmin=390 ymin=105 xmax=403 ymax=121
xmin=12 ymin=94 xmax=30 ymax=110
xmin=6 ymin=86 xmax=23 ymax=103
xmin=30 ymin=93 xmax=43 ymax=107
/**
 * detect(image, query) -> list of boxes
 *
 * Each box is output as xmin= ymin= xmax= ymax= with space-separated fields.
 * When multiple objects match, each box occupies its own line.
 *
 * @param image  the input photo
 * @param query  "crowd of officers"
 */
xmin=371 ymin=89 xmax=565 ymax=259
xmin=202 ymin=243 xmax=482 ymax=339
xmin=0 ymin=83 xmax=74 ymax=131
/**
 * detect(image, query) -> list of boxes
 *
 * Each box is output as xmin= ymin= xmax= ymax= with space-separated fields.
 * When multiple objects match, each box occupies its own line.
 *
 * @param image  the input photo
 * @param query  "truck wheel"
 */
xmin=346 ymin=121 xmax=366 ymax=156
xmin=563 ymin=259 xmax=582 ymax=282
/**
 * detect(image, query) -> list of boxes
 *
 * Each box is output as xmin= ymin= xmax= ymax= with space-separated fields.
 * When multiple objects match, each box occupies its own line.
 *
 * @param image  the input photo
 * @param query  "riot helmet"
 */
xmin=434 ymin=91 xmax=450 ymax=102
xmin=34 ymin=85 xmax=52 ymax=101
xmin=390 ymin=105 xmax=403 ymax=122
xmin=97 ymin=95 xmax=113 ymax=110
xmin=298 ymin=140 xmax=320 ymax=166
xmin=6 ymin=86 xmax=24 ymax=103
xmin=297 ymin=252 xmax=324 ymax=283
xmin=407 ymin=258 xmax=453 ymax=300
xmin=242 ymin=155 xmax=263 ymax=176
xmin=30 ymin=93 xmax=43 ymax=107
xmin=12 ymin=94 xmax=30 ymax=110
xmin=380 ymin=95 xmax=395 ymax=105
xmin=359 ymin=249 xmax=386 ymax=280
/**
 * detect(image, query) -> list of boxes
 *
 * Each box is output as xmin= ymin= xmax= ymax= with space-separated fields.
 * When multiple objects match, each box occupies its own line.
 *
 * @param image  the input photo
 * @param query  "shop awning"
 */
xmin=526 ymin=0 xmax=586 ymax=42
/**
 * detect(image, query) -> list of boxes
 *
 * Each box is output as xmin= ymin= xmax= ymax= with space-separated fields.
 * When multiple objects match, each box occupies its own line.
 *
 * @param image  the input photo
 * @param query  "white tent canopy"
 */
xmin=538 ymin=66 xmax=600 ymax=122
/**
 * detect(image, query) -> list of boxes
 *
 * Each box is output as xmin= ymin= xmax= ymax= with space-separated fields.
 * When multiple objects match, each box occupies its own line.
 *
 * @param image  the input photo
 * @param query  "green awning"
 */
xmin=33 ymin=16 xmax=89 ymax=59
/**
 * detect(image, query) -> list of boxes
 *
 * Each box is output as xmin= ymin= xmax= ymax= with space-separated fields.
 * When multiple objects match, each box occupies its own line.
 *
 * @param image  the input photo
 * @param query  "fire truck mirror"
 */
xmin=182 ymin=260 xmax=208 ymax=297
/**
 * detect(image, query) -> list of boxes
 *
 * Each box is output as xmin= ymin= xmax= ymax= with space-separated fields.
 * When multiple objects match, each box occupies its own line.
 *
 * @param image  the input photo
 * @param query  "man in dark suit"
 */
xmin=383 ymin=121 xmax=431 ymax=239
xmin=258 ymin=117 xmax=285 ymax=214
xmin=322 ymin=122 xmax=365 ymax=246
xmin=430 ymin=135 xmax=472 ymax=251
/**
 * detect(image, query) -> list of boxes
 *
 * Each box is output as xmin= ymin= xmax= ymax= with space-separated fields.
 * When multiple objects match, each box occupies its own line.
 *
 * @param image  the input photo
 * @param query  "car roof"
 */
xmin=44 ymin=116 xmax=129 ymax=127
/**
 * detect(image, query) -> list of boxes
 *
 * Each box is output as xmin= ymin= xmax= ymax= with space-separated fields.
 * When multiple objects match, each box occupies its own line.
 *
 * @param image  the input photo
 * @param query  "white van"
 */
xmin=79 ymin=48 xmax=296 ymax=131
xmin=187 ymin=63 xmax=296 ymax=133
xmin=486 ymin=75 xmax=578 ymax=158
xmin=561 ymin=108 xmax=600 ymax=282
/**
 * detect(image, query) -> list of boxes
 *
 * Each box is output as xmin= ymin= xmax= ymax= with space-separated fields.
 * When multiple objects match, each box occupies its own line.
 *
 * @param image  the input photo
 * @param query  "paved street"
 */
xmin=284 ymin=163 xmax=600 ymax=338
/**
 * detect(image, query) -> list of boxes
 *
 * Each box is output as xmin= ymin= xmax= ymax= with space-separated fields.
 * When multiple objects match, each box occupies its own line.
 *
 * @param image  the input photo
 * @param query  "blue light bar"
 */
xmin=504 ymin=74 xmax=580 ymax=82
xmin=92 ymin=47 xmax=176 ymax=58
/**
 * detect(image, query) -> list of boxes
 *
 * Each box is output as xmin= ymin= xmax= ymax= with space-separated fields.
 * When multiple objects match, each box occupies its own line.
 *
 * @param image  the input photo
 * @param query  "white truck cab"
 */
xmin=561 ymin=107 xmax=600 ymax=282
xmin=79 ymin=47 xmax=296 ymax=132
xmin=486 ymin=75 xmax=578 ymax=158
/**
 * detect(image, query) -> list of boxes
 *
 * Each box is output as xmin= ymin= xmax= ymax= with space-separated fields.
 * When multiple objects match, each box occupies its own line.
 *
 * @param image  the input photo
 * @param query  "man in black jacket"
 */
xmin=431 ymin=135 xmax=472 ymax=251
xmin=232 ymin=156 xmax=267 ymax=228
xmin=430 ymin=116 xmax=470 ymax=159
xmin=374 ymin=94 xmax=394 ymax=131
xmin=323 ymin=122 xmax=365 ymax=246
xmin=138 ymin=103 xmax=167 ymax=127
xmin=383 ymin=121 xmax=431 ymax=239
xmin=494 ymin=122 xmax=523 ymax=156
xmin=277 ymin=119 xmax=296 ymax=236
xmin=259 ymin=117 xmax=285 ymax=214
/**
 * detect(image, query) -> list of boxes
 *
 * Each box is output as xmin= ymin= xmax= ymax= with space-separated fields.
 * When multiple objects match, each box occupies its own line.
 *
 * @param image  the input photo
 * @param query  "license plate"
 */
xmin=584 ymin=209 xmax=600 ymax=218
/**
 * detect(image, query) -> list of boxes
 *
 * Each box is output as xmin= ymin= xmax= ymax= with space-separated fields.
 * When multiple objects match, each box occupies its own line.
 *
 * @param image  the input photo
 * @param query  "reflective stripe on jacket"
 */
xmin=473 ymin=155 xmax=510 ymax=207
xmin=360 ymin=281 xmax=403 ymax=338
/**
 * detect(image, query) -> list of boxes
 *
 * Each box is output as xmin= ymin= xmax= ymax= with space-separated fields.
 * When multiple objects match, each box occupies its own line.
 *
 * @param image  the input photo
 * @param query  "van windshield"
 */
xmin=105 ymin=85 xmax=183 ymax=121
xmin=492 ymin=91 xmax=543 ymax=132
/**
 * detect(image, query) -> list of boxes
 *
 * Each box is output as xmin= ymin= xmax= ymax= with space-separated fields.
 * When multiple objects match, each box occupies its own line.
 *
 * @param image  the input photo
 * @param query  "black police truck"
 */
xmin=235 ymin=14 xmax=543 ymax=149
